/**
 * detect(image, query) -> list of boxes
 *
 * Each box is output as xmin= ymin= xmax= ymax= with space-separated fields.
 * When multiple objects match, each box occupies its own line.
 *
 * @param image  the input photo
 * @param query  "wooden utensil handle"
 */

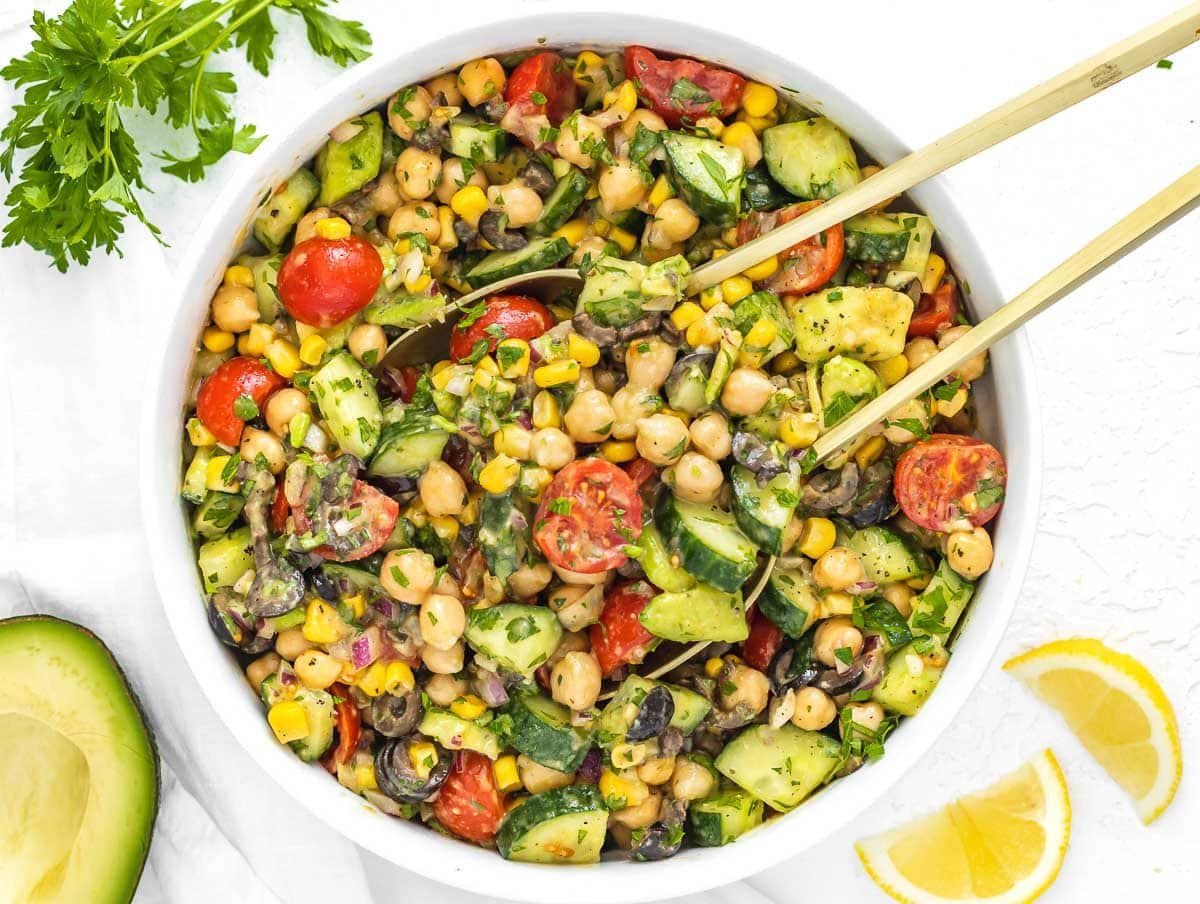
xmin=689 ymin=2 xmax=1200 ymax=293
xmin=808 ymin=164 xmax=1200 ymax=467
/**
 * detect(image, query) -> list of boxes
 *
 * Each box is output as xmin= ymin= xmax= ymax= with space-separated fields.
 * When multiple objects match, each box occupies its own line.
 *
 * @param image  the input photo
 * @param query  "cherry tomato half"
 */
xmin=196 ymin=356 xmax=286 ymax=446
xmin=737 ymin=201 xmax=844 ymax=297
xmin=908 ymin=279 xmax=959 ymax=338
xmin=330 ymin=683 xmax=361 ymax=768
xmin=590 ymin=580 xmax=657 ymax=676
xmin=894 ymin=434 xmax=1007 ymax=533
xmin=623 ymin=457 xmax=659 ymax=488
xmin=742 ymin=611 xmax=785 ymax=671
xmin=534 ymin=459 xmax=644 ymax=574
xmin=448 ymin=294 xmax=556 ymax=362
xmin=269 ymin=484 xmax=290 ymax=534
xmin=277 ymin=235 xmax=383 ymax=328
xmin=624 ymin=46 xmax=745 ymax=127
xmin=434 ymin=751 xmax=506 ymax=845
xmin=292 ymin=478 xmax=399 ymax=562
xmin=505 ymin=52 xmax=577 ymax=127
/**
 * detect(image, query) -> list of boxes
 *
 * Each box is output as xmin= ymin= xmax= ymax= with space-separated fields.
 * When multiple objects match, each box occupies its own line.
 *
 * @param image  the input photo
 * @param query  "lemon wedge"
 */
xmin=1004 ymin=637 xmax=1181 ymax=824
xmin=855 ymin=749 xmax=1070 ymax=903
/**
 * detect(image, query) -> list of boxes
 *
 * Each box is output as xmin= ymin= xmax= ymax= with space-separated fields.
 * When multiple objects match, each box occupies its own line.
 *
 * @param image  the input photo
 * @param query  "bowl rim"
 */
xmin=139 ymin=12 xmax=1043 ymax=902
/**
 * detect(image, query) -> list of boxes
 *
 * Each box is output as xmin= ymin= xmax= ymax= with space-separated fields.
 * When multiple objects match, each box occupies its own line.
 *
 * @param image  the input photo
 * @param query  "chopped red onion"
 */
xmin=351 ymin=626 xmax=382 ymax=670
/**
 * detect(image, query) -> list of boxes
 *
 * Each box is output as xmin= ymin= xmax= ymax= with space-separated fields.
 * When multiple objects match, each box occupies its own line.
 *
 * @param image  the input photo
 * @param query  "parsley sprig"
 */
xmin=1 ymin=0 xmax=371 ymax=272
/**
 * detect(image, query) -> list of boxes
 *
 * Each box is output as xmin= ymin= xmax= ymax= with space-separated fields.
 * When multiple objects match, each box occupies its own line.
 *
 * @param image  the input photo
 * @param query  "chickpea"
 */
xmin=939 ymin=324 xmax=988 ymax=383
xmin=625 ymin=337 xmax=676 ymax=389
xmin=550 ymin=651 xmax=603 ymax=711
xmin=883 ymin=398 xmax=931 ymax=445
xmin=508 ymin=562 xmax=552 ymax=599
xmin=424 ymin=72 xmax=463 ymax=106
xmin=418 ymin=460 xmax=467 ymax=518
xmin=689 ymin=412 xmax=732 ymax=459
xmin=551 ymin=563 xmax=608 ymax=587
xmin=274 ymin=627 xmax=308 ymax=661
xmin=880 ymin=582 xmax=916 ymax=618
xmin=571 ymin=235 xmax=608 ymax=266
xmin=545 ymin=630 xmax=590 ymax=672
xmin=487 ymin=183 xmax=543 ymax=229
xmin=564 ymin=389 xmax=616 ymax=443
xmin=422 ymin=641 xmax=464 ymax=675
xmin=947 ymin=526 xmax=994 ymax=579
xmin=671 ymin=452 xmax=724 ymax=504
xmin=245 ymin=652 xmax=280 ymax=688
xmin=612 ymin=792 xmax=662 ymax=830
xmin=671 ymin=757 xmax=716 ymax=802
xmin=791 ymin=686 xmax=837 ymax=731
xmin=240 ymin=427 xmax=285 ymax=474
xmin=387 ymin=201 xmax=441 ymax=243
xmin=293 ymin=649 xmax=342 ymax=690
xmin=547 ymin=585 xmax=604 ymax=632
xmin=294 ymin=206 xmax=331 ymax=244
xmin=394 ymin=146 xmax=442 ymax=201
xmin=425 ymin=673 xmax=469 ymax=708
xmin=812 ymin=546 xmax=865 ymax=591
xmin=517 ymin=755 xmax=574 ymax=794
xmin=720 ymin=367 xmax=774 ymax=416
xmin=386 ymin=86 xmax=432 ymax=139
xmin=367 ymin=168 xmax=401 ymax=217
xmin=380 ymin=549 xmax=436 ymax=604
xmin=555 ymin=114 xmax=606 ymax=169
xmin=265 ymin=388 xmax=311 ymax=437
xmin=457 ymin=57 xmax=506 ymax=106
xmin=420 ymin=593 xmax=466 ymax=651
xmin=531 ymin=427 xmax=576 ymax=471
xmin=617 ymin=108 xmax=667 ymax=142
xmin=841 ymin=701 xmax=885 ymax=737
xmin=598 ymin=160 xmax=648 ymax=214
xmin=719 ymin=664 xmax=770 ymax=715
xmin=635 ymin=413 xmax=690 ymax=465
xmin=610 ymin=384 xmax=660 ymax=440
xmin=813 ymin=616 xmax=864 ymax=668
xmin=436 ymin=157 xmax=487 ymax=204
xmin=211 ymin=284 xmax=259 ymax=333
xmin=647 ymin=199 xmax=699 ymax=248
xmin=637 ymin=755 xmax=676 ymax=786
xmin=348 ymin=324 xmax=387 ymax=367
xmin=904 ymin=336 xmax=938 ymax=371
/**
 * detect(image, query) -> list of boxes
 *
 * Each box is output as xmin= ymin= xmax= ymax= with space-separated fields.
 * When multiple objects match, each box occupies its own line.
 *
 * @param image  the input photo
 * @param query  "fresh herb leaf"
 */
xmin=668 ymin=77 xmax=712 ymax=106
xmin=233 ymin=394 xmax=259 ymax=420
xmin=932 ymin=378 xmax=963 ymax=401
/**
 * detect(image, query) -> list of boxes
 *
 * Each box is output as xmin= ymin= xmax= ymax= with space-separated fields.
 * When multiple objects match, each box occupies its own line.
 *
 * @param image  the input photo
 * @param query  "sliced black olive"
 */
xmin=811 ymin=661 xmax=865 ymax=696
xmin=520 ymin=159 xmax=556 ymax=197
xmin=842 ymin=460 xmax=895 ymax=528
xmin=768 ymin=636 xmax=820 ymax=694
xmin=631 ymin=823 xmax=683 ymax=862
xmin=731 ymin=431 xmax=787 ymax=480
xmin=375 ymin=736 xmax=451 ymax=804
xmin=657 ymin=726 xmax=685 ymax=758
xmin=369 ymin=689 xmax=422 ymax=738
xmin=206 ymin=591 xmax=257 ymax=650
xmin=310 ymin=568 xmax=340 ymax=602
xmin=478 ymin=210 xmax=527 ymax=251
xmin=799 ymin=462 xmax=860 ymax=514
xmin=243 ymin=470 xmax=304 ymax=617
xmin=626 ymin=686 xmax=675 ymax=742
xmin=453 ymin=219 xmax=479 ymax=245
xmin=571 ymin=311 xmax=619 ymax=346
xmin=412 ymin=123 xmax=447 ymax=152
xmin=480 ymin=96 xmax=508 ymax=122
xmin=615 ymin=312 xmax=662 ymax=342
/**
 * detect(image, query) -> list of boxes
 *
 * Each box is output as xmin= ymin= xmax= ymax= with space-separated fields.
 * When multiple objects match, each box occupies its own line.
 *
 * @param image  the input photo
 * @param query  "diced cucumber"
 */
xmin=762 ymin=117 xmax=861 ymax=200
xmin=181 ymin=447 xmax=213 ymax=504
xmin=464 ymin=236 xmax=571 ymax=289
xmin=311 ymin=352 xmax=383 ymax=459
xmin=663 ymin=131 xmax=744 ymax=226
xmin=596 ymin=675 xmax=712 ymax=747
xmin=820 ymin=356 xmax=883 ymax=428
xmin=704 ymin=329 xmax=739 ymax=404
xmin=730 ymin=466 xmax=799 ymax=555
xmin=253 ymin=168 xmax=320 ymax=251
xmin=367 ymin=420 xmax=449 ymax=479
xmin=197 ymin=527 xmax=254 ymax=593
xmin=418 ymin=708 xmax=501 ymax=759
xmin=576 ymin=255 xmax=645 ymax=328
xmin=530 ymin=167 xmax=591 ymax=235
xmin=731 ymin=291 xmax=793 ymax=364
xmin=790 ymin=285 xmax=914 ymax=363
xmin=908 ymin=560 xmax=975 ymax=642
xmin=464 ymin=604 xmax=563 ymax=677
xmin=639 ymin=584 xmax=748 ymax=643
xmin=478 ymin=491 xmax=530 ymax=587
xmin=637 ymin=525 xmax=696 ymax=593
xmin=844 ymin=212 xmax=913 ymax=262
xmin=688 ymin=789 xmax=764 ymax=847
xmin=191 ymin=491 xmax=245 ymax=540
xmin=893 ymin=214 xmax=934 ymax=284
xmin=364 ymin=291 xmax=448 ymax=328
xmin=840 ymin=523 xmax=931 ymax=584
xmin=872 ymin=639 xmax=947 ymax=716
xmin=715 ymin=723 xmax=841 ymax=811
xmin=757 ymin=567 xmax=820 ymax=638
xmin=505 ymin=692 xmax=593 ymax=772
xmin=289 ymin=687 xmax=336 ymax=762
xmin=654 ymin=494 xmax=758 ymax=593
xmin=447 ymin=116 xmax=508 ymax=163
xmin=497 ymin=785 xmax=608 ymax=864
xmin=259 ymin=672 xmax=289 ymax=707
xmin=241 ymin=254 xmax=283 ymax=322
xmin=315 ymin=111 xmax=383 ymax=206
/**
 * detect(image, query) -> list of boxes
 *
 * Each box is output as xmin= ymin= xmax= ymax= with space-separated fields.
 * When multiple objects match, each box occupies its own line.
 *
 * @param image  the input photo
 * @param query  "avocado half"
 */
xmin=0 ymin=616 xmax=159 ymax=903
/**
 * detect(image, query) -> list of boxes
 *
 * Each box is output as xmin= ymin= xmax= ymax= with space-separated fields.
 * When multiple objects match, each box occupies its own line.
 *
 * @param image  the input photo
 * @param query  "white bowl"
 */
xmin=140 ymin=13 xmax=1042 ymax=902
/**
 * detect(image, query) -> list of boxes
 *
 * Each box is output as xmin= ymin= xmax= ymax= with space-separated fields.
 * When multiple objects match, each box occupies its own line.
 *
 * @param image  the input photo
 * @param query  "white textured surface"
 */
xmin=1 ymin=0 xmax=1198 ymax=901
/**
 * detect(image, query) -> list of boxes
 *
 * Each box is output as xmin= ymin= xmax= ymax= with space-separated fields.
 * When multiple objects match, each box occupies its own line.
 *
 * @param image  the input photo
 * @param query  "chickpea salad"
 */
xmin=183 ymin=45 xmax=1008 ymax=864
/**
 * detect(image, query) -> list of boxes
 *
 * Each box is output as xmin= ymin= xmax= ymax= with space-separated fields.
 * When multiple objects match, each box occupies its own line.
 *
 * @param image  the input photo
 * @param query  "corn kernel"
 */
xmin=355 ymin=762 xmax=378 ymax=791
xmin=693 ymin=115 xmax=724 ymax=137
xmin=473 ymin=366 xmax=497 ymax=391
xmin=532 ymin=391 xmax=562 ymax=429
xmin=450 ymin=185 xmax=488 ymax=225
xmin=460 ymin=490 xmax=482 ymax=525
xmin=670 ymin=301 xmax=705 ymax=331
xmin=432 ymin=359 xmax=454 ymax=375
xmin=302 ymin=599 xmax=343 ymax=644
xmin=647 ymin=175 xmax=674 ymax=210
xmin=710 ymin=247 xmax=729 ymax=261
xmin=568 ymin=333 xmax=601 ymax=367
xmin=591 ymin=218 xmax=611 ymax=237
xmin=202 ymin=327 xmax=235 ymax=352
xmin=533 ymin=359 xmax=581 ymax=388
xmin=772 ymin=351 xmax=803 ymax=375
xmin=299 ymin=334 xmax=328 ymax=366
xmin=907 ymin=575 xmax=931 ymax=590
xmin=495 ymin=338 xmax=531 ymax=378
xmin=686 ymin=315 xmax=721 ymax=348
xmin=737 ymin=110 xmax=777 ymax=134
xmin=659 ymin=407 xmax=690 ymax=424
xmin=267 ymin=701 xmax=310 ymax=744
xmin=743 ymin=318 xmax=778 ymax=350
xmin=494 ymin=423 xmax=532 ymax=460
xmin=405 ymin=272 xmax=432 ymax=294
xmin=609 ymin=226 xmax=637 ymax=255
xmin=720 ymin=276 xmax=753 ymax=305
xmin=872 ymin=354 xmax=908 ymax=387
xmin=493 ymin=754 xmax=522 ymax=793
xmin=743 ymin=254 xmax=779 ymax=282
xmin=573 ymin=50 xmax=604 ymax=86
xmin=265 ymin=339 xmax=301 ymax=379
xmin=430 ymin=515 xmax=460 ymax=542
xmin=604 ymin=80 xmax=638 ymax=114
xmin=601 ymin=440 xmax=638 ymax=463
xmin=343 ymin=594 xmax=366 ymax=620
xmin=356 ymin=661 xmax=388 ymax=697
xmin=450 ymin=694 xmax=488 ymax=720
xmin=704 ymin=657 xmax=725 ymax=678
xmin=798 ymin=517 xmax=837 ymax=559
xmin=936 ymin=386 xmax=969 ymax=418
xmin=519 ymin=466 xmax=554 ymax=501
xmin=922 ymin=252 xmax=947 ymax=295
xmin=722 ymin=121 xmax=762 ymax=167
xmin=409 ymin=741 xmax=438 ymax=779
xmin=224 ymin=264 xmax=255 ymax=288
xmin=598 ymin=768 xmax=648 ymax=809
xmin=314 ymin=216 xmax=351 ymax=240
xmin=205 ymin=455 xmax=241 ymax=492
xmin=187 ymin=417 xmax=217 ymax=447
xmin=383 ymin=662 xmax=415 ymax=695
xmin=698 ymin=285 xmax=723 ymax=310
xmin=552 ymin=218 xmax=588 ymax=246
xmin=405 ymin=498 xmax=428 ymax=528
xmin=238 ymin=322 xmax=274 ymax=357
xmin=854 ymin=435 xmax=888 ymax=472
xmin=742 ymin=82 xmax=778 ymax=118
xmin=432 ymin=364 xmax=467 ymax=391
xmin=479 ymin=454 xmax=521 ymax=493
xmin=779 ymin=412 xmax=819 ymax=449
